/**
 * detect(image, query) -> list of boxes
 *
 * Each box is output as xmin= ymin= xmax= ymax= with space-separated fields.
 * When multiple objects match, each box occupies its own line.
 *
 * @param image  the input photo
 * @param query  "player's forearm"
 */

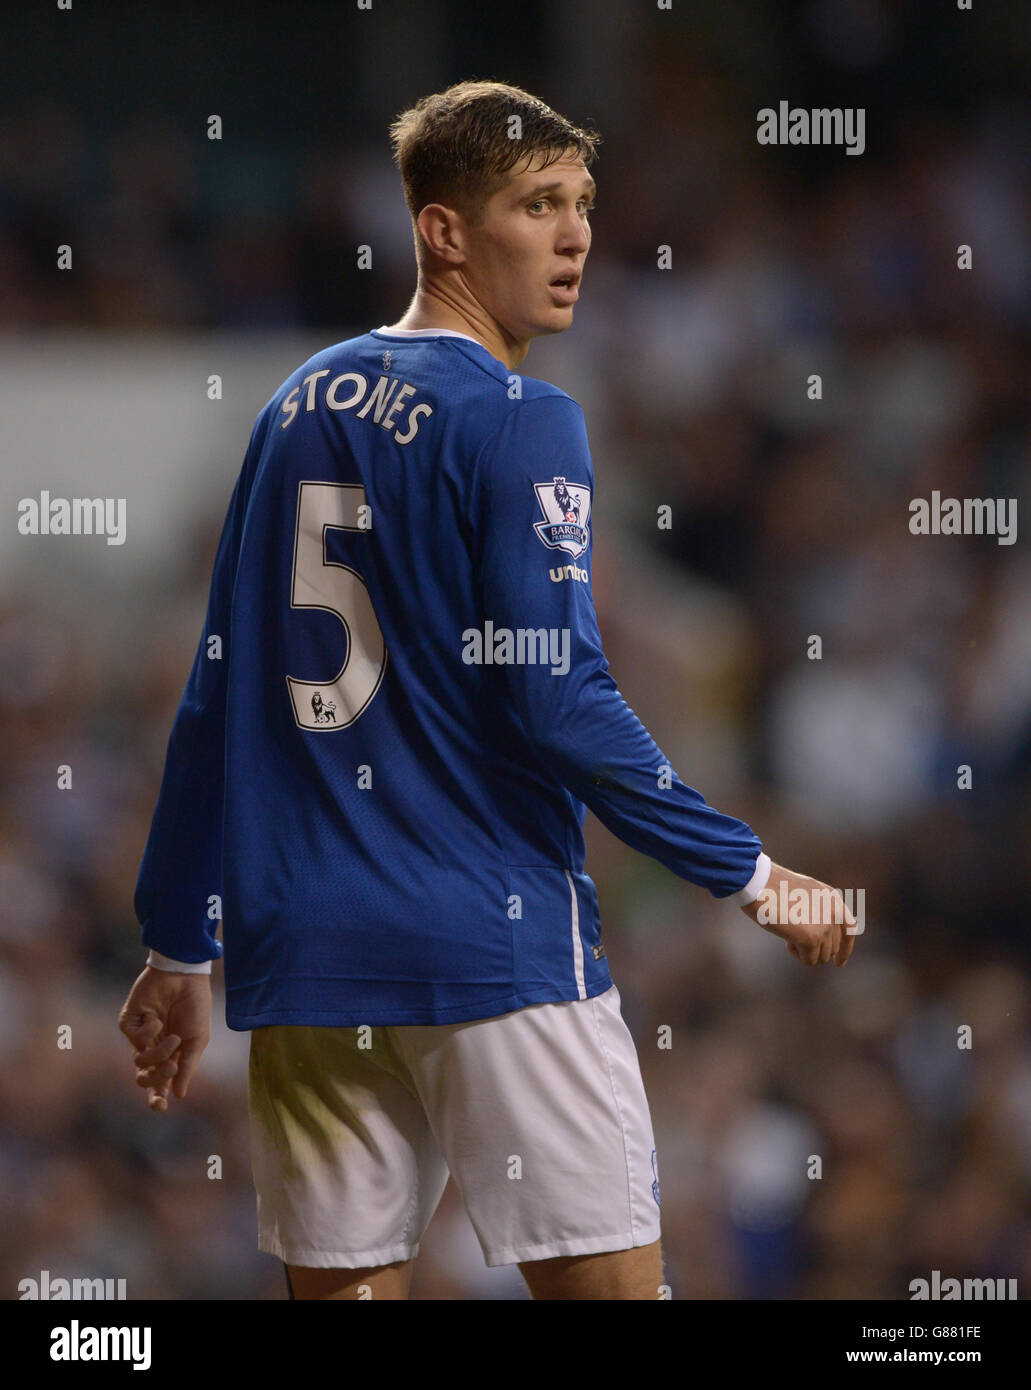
xmin=515 ymin=663 xmax=767 ymax=898
xmin=135 ymin=658 xmax=227 ymax=965
xmin=564 ymin=750 xmax=766 ymax=896
xmin=135 ymin=750 xmax=225 ymax=963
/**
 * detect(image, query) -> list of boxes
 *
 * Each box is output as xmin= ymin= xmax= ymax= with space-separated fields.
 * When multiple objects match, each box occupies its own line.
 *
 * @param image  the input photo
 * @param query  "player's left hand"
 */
xmin=118 ymin=967 xmax=211 ymax=1112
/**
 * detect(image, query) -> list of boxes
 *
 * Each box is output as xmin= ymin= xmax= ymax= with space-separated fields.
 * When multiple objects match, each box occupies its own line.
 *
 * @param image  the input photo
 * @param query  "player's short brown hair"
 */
xmin=389 ymin=79 xmax=600 ymax=238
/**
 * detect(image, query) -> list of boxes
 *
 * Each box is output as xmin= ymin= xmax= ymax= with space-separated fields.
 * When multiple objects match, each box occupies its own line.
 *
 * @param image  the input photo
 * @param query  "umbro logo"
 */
xmin=549 ymin=563 xmax=589 ymax=584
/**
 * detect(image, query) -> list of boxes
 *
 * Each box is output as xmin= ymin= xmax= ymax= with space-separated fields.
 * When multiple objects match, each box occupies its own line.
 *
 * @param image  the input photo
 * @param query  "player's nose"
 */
xmin=558 ymin=212 xmax=590 ymax=254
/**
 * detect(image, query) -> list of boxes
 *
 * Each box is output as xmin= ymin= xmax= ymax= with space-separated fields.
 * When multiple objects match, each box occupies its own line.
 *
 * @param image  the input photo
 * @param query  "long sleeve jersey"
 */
xmin=135 ymin=327 xmax=768 ymax=1027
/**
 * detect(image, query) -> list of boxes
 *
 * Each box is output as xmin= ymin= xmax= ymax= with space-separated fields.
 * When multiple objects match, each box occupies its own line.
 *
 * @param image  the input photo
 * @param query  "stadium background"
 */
xmin=1 ymin=1 xmax=1029 ymax=1299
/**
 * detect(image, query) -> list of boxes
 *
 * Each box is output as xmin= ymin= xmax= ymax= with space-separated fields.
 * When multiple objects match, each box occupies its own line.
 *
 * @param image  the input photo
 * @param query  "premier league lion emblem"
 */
xmin=311 ymin=691 xmax=337 ymax=725
xmin=532 ymin=475 xmax=592 ymax=558
xmin=555 ymin=479 xmax=581 ymax=525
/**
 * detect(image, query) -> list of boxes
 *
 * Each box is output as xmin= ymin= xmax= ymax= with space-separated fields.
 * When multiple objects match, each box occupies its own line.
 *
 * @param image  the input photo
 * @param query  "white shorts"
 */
xmin=247 ymin=982 xmax=662 ymax=1269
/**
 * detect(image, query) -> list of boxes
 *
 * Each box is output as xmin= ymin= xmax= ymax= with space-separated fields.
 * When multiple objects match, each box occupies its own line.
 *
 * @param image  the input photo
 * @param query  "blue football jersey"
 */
xmin=135 ymin=327 xmax=765 ymax=1027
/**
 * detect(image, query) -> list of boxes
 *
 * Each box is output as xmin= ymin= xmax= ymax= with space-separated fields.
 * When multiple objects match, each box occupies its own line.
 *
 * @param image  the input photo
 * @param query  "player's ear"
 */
xmin=415 ymin=204 xmax=467 ymax=266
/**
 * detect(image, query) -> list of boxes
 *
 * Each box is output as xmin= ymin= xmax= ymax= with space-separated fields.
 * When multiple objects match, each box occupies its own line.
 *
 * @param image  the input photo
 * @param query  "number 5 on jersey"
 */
xmin=286 ymin=481 xmax=387 ymax=731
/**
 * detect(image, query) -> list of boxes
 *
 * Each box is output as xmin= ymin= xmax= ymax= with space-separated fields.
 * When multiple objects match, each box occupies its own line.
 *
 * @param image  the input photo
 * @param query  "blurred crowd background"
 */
xmin=1 ymin=0 xmax=1029 ymax=1299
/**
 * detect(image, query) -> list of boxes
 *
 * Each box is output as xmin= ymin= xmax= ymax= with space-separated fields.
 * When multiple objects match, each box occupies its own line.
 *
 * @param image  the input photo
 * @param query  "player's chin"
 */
xmin=534 ymin=304 xmax=577 ymax=335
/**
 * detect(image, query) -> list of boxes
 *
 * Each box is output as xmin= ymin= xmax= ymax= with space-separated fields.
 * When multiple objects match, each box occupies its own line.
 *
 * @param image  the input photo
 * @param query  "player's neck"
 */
xmin=385 ymin=284 xmax=529 ymax=371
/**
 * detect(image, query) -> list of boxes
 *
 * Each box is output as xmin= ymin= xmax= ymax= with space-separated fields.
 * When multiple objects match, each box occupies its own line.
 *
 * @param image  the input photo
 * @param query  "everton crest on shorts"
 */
xmin=533 ymin=476 xmax=592 ymax=558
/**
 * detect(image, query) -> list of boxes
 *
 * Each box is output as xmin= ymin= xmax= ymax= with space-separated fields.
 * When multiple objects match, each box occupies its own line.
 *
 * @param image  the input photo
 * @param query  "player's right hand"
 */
xmin=739 ymin=861 xmax=857 ymax=967
xmin=118 ymin=967 xmax=212 ymax=1111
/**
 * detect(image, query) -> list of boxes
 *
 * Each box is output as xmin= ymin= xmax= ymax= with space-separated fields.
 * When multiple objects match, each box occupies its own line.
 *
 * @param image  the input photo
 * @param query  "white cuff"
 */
xmin=726 ymin=852 xmax=772 ymax=905
xmin=146 ymin=949 xmax=213 ymax=975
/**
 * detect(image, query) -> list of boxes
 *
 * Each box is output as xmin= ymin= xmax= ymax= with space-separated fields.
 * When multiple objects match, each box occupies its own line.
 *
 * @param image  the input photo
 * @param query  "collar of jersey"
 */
xmin=374 ymin=325 xmax=486 ymax=347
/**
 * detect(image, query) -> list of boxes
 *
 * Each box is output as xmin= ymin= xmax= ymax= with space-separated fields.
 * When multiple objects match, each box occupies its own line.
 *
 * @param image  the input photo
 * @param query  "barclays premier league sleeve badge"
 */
xmin=532 ymin=477 xmax=592 ymax=559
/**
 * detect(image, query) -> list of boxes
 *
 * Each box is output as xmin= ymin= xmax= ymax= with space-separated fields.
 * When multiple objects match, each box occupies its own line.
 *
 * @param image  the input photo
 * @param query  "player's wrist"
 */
xmin=146 ymin=949 xmax=213 ymax=975
xmin=727 ymin=852 xmax=772 ymax=908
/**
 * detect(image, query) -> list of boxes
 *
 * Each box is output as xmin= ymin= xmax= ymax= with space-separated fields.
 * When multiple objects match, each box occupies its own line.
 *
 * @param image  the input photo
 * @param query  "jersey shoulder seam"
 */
xmin=473 ymin=390 xmax=585 ymax=470
xmin=442 ymin=337 xmax=581 ymax=409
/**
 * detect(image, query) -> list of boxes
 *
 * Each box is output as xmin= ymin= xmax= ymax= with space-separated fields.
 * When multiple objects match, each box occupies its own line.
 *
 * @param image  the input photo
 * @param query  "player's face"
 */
xmin=464 ymin=152 xmax=594 ymax=343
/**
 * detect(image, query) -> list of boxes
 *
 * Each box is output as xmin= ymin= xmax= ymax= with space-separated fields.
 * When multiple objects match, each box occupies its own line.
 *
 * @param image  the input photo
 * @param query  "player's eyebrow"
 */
xmin=522 ymin=178 xmax=597 ymax=201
